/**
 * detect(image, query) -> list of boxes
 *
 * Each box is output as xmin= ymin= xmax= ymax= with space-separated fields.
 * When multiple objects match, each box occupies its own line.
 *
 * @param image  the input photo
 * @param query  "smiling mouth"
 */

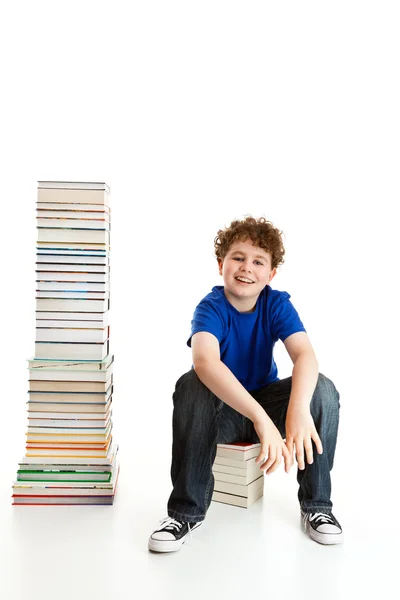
xmin=235 ymin=277 xmax=254 ymax=284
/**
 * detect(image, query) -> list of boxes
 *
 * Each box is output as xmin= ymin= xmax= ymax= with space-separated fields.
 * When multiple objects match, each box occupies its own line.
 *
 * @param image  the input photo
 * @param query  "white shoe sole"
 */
xmin=148 ymin=521 xmax=203 ymax=553
xmin=301 ymin=514 xmax=343 ymax=545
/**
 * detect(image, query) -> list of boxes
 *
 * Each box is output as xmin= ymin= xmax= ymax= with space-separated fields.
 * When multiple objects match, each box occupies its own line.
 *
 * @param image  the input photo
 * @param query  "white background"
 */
xmin=1 ymin=2 xmax=399 ymax=599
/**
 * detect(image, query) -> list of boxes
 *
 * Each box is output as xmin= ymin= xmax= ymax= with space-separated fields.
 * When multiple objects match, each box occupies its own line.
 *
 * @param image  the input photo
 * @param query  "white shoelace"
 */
xmin=157 ymin=517 xmax=193 ymax=543
xmin=308 ymin=512 xmax=335 ymax=525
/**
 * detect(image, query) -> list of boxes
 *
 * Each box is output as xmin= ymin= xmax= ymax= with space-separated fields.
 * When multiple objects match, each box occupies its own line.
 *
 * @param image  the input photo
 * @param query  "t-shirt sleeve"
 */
xmin=187 ymin=301 xmax=224 ymax=347
xmin=270 ymin=292 xmax=306 ymax=343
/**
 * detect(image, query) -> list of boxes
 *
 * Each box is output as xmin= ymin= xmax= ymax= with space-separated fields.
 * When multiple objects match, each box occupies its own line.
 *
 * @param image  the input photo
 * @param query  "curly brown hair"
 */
xmin=214 ymin=216 xmax=285 ymax=270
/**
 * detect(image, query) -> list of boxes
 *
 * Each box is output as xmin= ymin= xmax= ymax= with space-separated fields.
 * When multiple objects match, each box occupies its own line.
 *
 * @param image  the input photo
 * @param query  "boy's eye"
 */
xmin=233 ymin=257 xmax=264 ymax=266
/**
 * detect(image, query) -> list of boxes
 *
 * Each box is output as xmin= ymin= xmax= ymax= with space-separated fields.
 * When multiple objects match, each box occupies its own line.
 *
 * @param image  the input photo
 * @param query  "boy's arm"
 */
xmin=283 ymin=332 xmax=319 ymax=409
xmin=283 ymin=331 xmax=323 ymax=469
xmin=191 ymin=332 xmax=292 ymax=474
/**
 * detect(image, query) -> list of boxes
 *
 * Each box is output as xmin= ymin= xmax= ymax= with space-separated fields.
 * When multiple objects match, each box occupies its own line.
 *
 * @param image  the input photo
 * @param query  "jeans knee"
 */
xmin=312 ymin=373 xmax=340 ymax=413
xmin=173 ymin=368 xmax=218 ymax=411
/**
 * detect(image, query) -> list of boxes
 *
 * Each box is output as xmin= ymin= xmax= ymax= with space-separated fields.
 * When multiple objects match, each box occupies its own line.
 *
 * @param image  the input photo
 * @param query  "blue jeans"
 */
xmin=167 ymin=369 xmax=340 ymax=522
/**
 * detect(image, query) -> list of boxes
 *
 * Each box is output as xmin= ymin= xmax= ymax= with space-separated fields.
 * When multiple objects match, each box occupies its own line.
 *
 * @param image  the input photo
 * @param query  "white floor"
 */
xmin=1 ymin=417 xmax=397 ymax=600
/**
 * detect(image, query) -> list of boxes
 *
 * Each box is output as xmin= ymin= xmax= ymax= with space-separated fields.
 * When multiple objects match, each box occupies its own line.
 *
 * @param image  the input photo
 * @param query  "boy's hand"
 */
xmin=253 ymin=414 xmax=293 ymax=475
xmin=285 ymin=406 xmax=323 ymax=470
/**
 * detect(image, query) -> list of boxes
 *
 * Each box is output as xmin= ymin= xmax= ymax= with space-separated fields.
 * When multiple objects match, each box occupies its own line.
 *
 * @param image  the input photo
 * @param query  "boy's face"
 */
xmin=217 ymin=238 xmax=276 ymax=312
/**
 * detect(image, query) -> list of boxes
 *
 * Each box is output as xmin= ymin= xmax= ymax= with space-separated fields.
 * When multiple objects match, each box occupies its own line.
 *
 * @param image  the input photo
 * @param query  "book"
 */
xmin=24 ymin=444 xmax=114 ymax=459
xmin=12 ymin=496 xmax=115 ymax=505
xmin=36 ymin=298 xmax=109 ymax=312
xmin=216 ymin=442 xmax=261 ymax=462
xmin=37 ymin=228 xmax=110 ymax=245
xmin=34 ymin=339 xmax=109 ymax=360
xmin=28 ymin=384 xmax=112 ymax=404
xmin=213 ymin=455 xmax=258 ymax=469
xmin=17 ymin=470 xmax=112 ymax=482
xmin=212 ymin=466 xmax=263 ymax=486
xmin=36 ymin=271 xmax=110 ymax=282
xmin=36 ymin=281 xmax=109 ymax=291
xmin=28 ymin=354 xmax=113 ymax=370
xmin=213 ymin=475 xmax=264 ymax=497
xmin=34 ymin=312 xmax=110 ymax=322
xmin=37 ymin=242 xmax=110 ymax=251
xmin=28 ymin=368 xmax=113 ymax=383
xmin=37 ymin=218 xmax=110 ymax=229
xmin=38 ymin=181 xmax=110 ymax=192
xmin=28 ymin=378 xmax=112 ymax=393
xmin=35 ymin=327 xmax=109 ymax=343
xmin=28 ymin=407 xmax=111 ymax=418
xmin=26 ymin=431 xmax=111 ymax=444
xmin=18 ymin=462 xmax=114 ymax=472
xmin=36 ymin=254 xmax=109 ymax=265
xmin=37 ymin=202 xmax=110 ymax=212
xmin=28 ymin=400 xmax=112 ymax=413
xmin=27 ymin=416 xmax=111 ymax=428
xmin=36 ymin=319 xmax=108 ymax=328
xmin=37 ymin=189 xmax=110 ymax=207
xmin=36 ymin=291 xmax=109 ymax=300
xmin=27 ymin=424 xmax=111 ymax=434
xmin=212 ymin=486 xmax=264 ymax=509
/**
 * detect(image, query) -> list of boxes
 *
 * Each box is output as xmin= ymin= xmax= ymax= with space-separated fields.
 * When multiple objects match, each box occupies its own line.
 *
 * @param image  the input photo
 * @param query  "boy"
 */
xmin=148 ymin=216 xmax=342 ymax=552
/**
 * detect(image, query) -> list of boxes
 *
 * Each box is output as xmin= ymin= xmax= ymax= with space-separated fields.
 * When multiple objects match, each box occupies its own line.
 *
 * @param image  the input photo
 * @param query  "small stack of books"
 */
xmin=12 ymin=182 xmax=119 ymax=506
xmin=212 ymin=442 xmax=264 ymax=508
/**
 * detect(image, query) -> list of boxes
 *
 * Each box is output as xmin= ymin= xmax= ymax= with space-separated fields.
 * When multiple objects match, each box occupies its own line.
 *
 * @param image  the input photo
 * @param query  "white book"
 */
xmin=37 ymin=209 xmax=110 ymax=219
xmin=37 ymin=242 xmax=109 ymax=251
xmin=37 ymin=218 xmax=110 ymax=230
xmin=36 ymin=319 xmax=108 ymax=328
xmin=21 ymin=455 xmax=114 ymax=465
xmin=34 ymin=340 xmax=109 ymax=360
xmin=37 ymin=188 xmax=110 ymax=207
xmin=212 ymin=467 xmax=263 ymax=486
xmin=213 ymin=475 xmax=264 ymax=498
xmin=36 ymin=291 xmax=109 ymax=300
xmin=35 ymin=311 xmax=109 ymax=321
xmin=36 ymin=298 xmax=109 ymax=311
xmin=28 ymin=416 xmax=111 ymax=427
xmin=36 ymin=281 xmax=109 ymax=292
xmin=37 ymin=202 xmax=110 ymax=212
xmin=212 ymin=486 xmax=264 ymax=508
xmin=38 ymin=181 xmax=110 ymax=192
xmin=28 ymin=401 xmax=111 ymax=413
xmin=37 ymin=228 xmax=110 ymax=244
xmin=216 ymin=444 xmax=261 ymax=462
xmin=36 ymin=254 xmax=109 ymax=265
xmin=27 ymin=424 xmax=110 ymax=434
xmin=28 ymin=354 xmax=113 ymax=370
xmin=213 ymin=456 xmax=258 ymax=470
xmin=36 ymin=271 xmax=109 ymax=282
xmin=35 ymin=327 xmax=108 ymax=343
xmin=21 ymin=445 xmax=116 ymax=464
xmin=28 ymin=384 xmax=112 ymax=403
xmin=28 ymin=369 xmax=113 ymax=382
xmin=18 ymin=462 xmax=113 ymax=472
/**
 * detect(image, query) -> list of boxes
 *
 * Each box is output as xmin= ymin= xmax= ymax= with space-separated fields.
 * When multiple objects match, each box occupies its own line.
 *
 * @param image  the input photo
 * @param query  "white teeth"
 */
xmin=236 ymin=277 xmax=253 ymax=283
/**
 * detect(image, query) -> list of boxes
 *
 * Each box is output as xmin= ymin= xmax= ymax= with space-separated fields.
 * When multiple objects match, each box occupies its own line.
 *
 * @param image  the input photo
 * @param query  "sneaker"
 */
xmin=148 ymin=517 xmax=203 ymax=553
xmin=301 ymin=511 xmax=343 ymax=545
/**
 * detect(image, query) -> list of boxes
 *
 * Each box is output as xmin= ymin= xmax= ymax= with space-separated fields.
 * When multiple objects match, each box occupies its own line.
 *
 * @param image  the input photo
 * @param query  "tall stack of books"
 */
xmin=212 ymin=442 xmax=264 ymax=508
xmin=12 ymin=182 xmax=119 ymax=505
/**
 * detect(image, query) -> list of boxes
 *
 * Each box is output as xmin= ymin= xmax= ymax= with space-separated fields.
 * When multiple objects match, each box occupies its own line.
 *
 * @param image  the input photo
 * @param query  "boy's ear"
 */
xmin=269 ymin=268 xmax=277 ymax=282
xmin=218 ymin=258 xmax=223 ymax=275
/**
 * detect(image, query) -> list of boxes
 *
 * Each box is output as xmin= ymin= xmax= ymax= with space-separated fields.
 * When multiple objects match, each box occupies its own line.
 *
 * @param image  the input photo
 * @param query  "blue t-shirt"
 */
xmin=187 ymin=285 xmax=306 ymax=392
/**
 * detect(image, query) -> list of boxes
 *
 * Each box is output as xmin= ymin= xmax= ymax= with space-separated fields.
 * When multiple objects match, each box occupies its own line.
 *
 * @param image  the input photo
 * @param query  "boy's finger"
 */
xmin=255 ymin=446 xmax=268 ymax=464
xmin=296 ymin=441 xmax=305 ymax=470
xmin=304 ymin=441 xmax=314 ymax=465
xmin=312 ymin=431 xmax=323 ymax=454
xmin=261 ymin=451 xmax=277 ymax=473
